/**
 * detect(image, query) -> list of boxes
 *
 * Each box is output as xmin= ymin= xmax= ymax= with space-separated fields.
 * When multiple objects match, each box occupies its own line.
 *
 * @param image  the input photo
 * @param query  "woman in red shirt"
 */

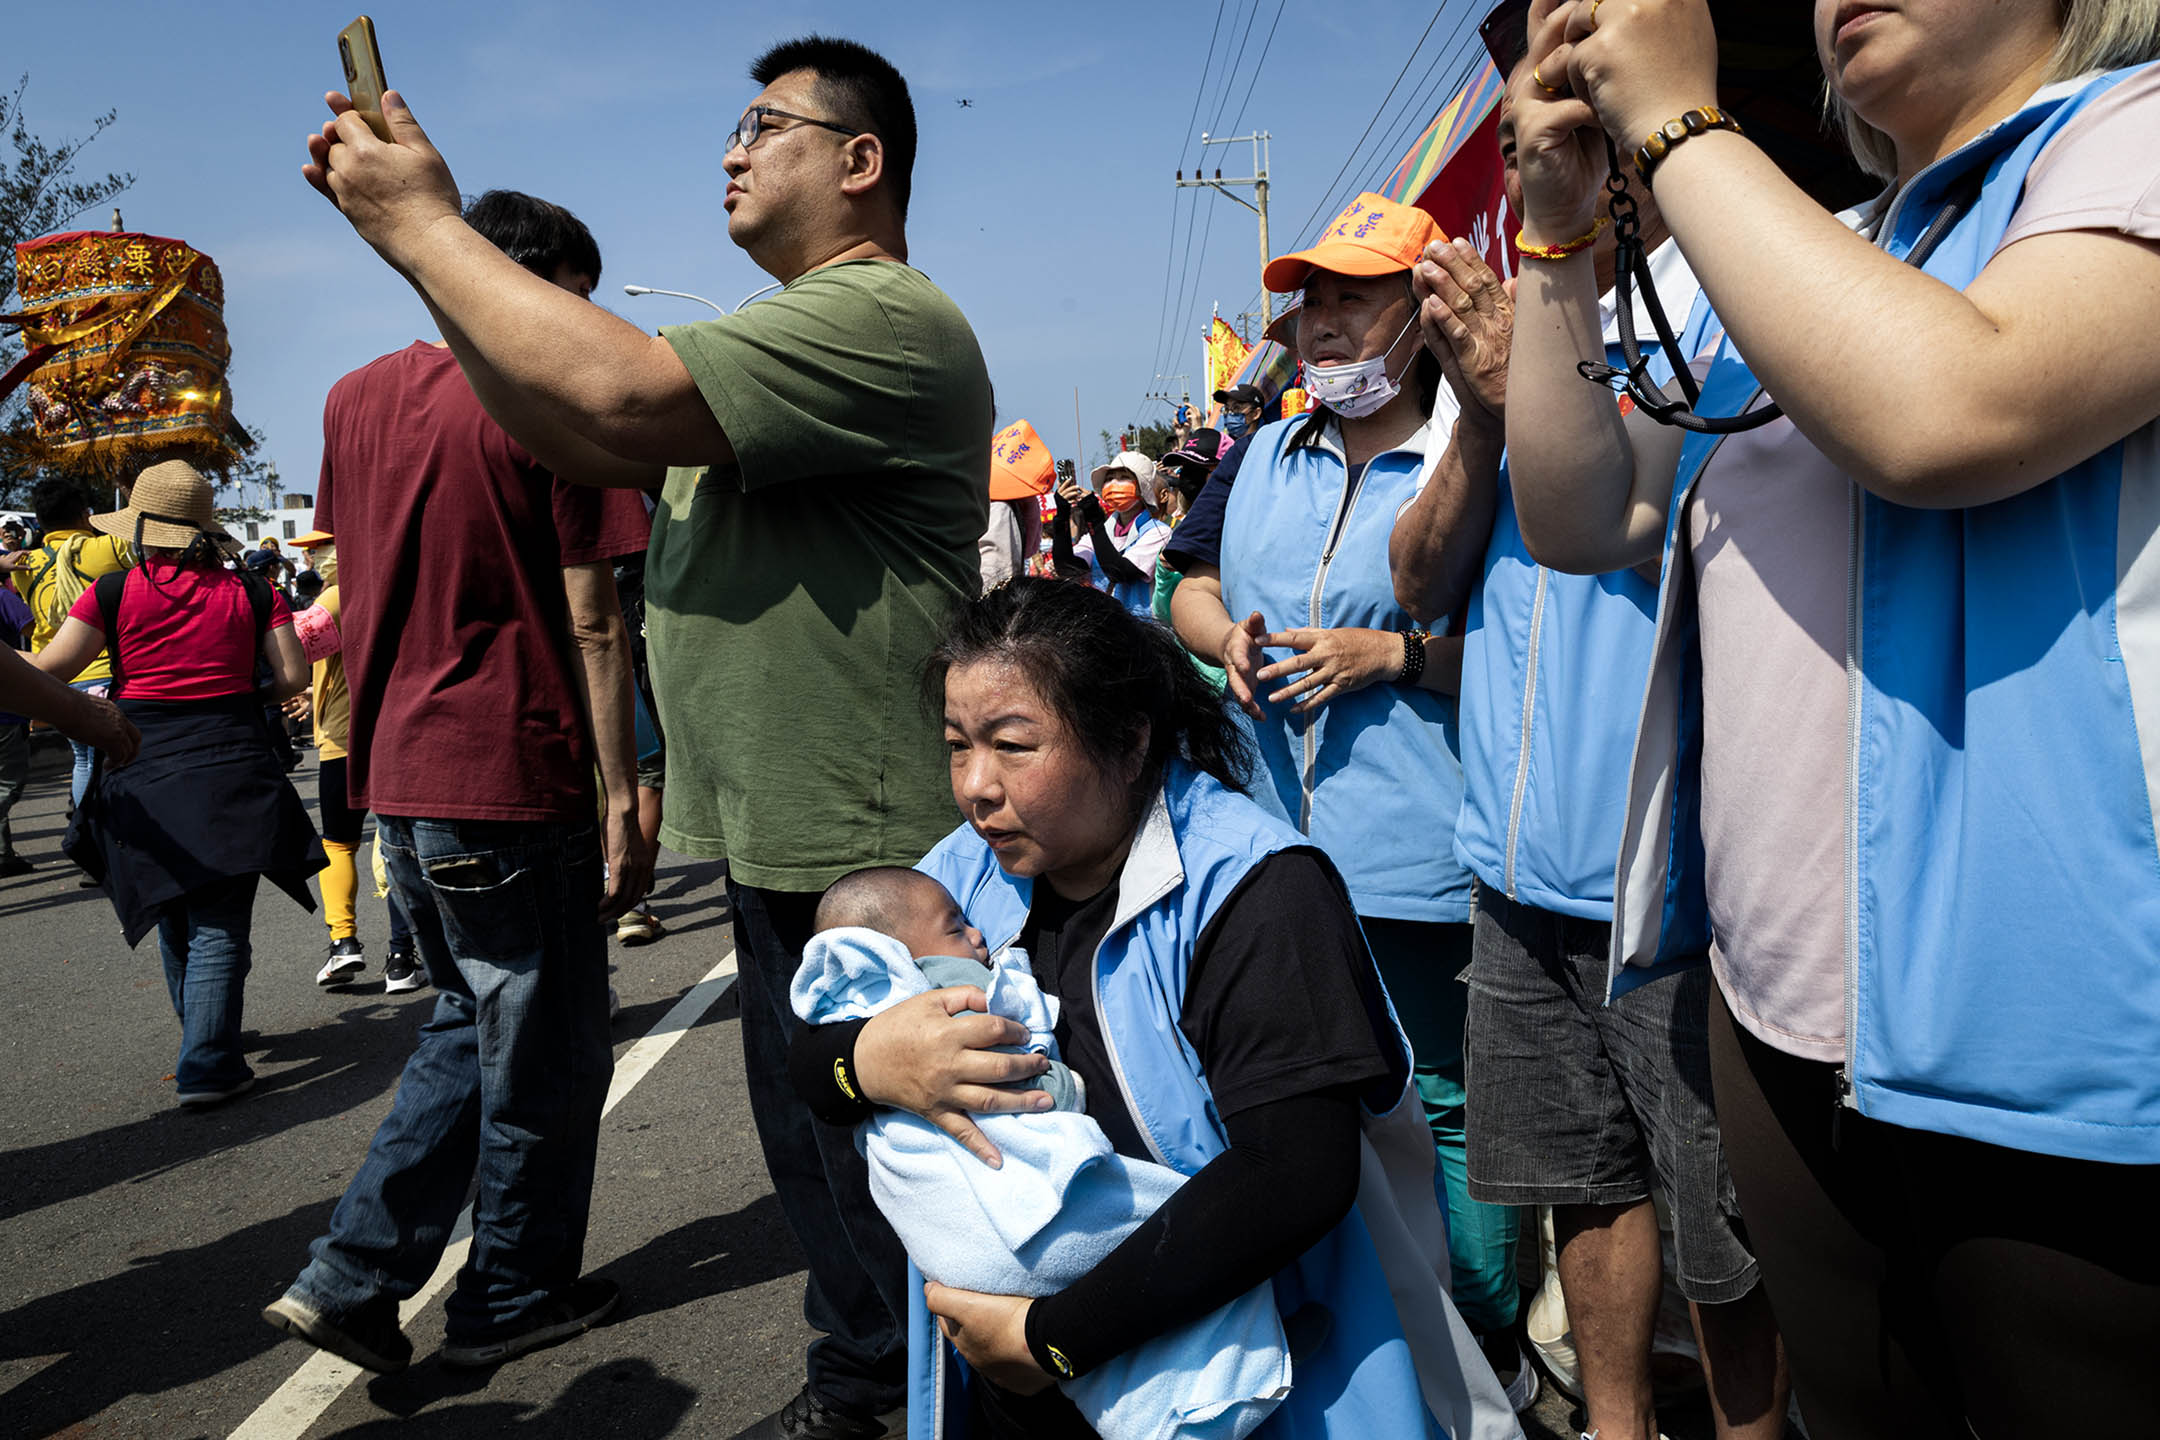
xmin=35 ymin=461 xmax=322 ymax=1108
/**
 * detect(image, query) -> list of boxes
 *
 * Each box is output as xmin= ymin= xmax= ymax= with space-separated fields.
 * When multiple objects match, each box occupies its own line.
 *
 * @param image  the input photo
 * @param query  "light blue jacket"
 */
xmin=1456 ymin=261 xmax=1717 ymax=982
xmin=1613 ymin=65 xmax=2160 ymax=1164
xmin=1219 ymin=416 xmax=1474 ymax=922
xmin=913 ymin=762 xmax=1520 ymax=1439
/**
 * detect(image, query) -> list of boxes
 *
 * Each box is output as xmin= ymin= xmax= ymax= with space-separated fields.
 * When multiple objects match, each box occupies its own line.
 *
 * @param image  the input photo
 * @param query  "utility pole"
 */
xmin=1176 ymin=132 xmax=1274 ymax=327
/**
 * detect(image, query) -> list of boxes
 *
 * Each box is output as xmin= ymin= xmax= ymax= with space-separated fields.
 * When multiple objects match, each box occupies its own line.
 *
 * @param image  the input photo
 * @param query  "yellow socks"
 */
xmin=322 ymin=839 xmax=359 ymax=941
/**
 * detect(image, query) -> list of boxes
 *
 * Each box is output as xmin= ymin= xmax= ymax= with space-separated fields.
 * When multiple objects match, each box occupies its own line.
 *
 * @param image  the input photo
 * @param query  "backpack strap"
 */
xmin=237 ymin=570 xmax=273 ymax=638
xmin=93 ymin=569 xmax=128 ymax=698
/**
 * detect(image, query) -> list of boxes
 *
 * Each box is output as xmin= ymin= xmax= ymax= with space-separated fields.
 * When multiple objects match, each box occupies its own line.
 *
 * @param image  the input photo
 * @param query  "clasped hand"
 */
xmin=850 ymin=987 xmax=1054 ymax=1169
xmin=1414 ymin=237 xmax=1512 ymax=421
xmin=1221 ymin=613 xmax=1402 ymax=717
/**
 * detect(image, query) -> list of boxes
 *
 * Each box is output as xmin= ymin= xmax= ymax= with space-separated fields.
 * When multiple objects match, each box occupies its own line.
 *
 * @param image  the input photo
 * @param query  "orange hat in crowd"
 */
xmin=1263 ymin=191 xmax=1443 ymax=293
xmin=989 ymin=419 xmax=1056 ymax=501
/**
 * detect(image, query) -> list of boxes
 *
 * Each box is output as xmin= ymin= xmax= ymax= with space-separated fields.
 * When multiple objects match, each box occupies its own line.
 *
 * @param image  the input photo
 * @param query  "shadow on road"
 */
xmin=605 ymin=1193 xmax=804 ymax=1320
xmin=0 ymin=1197 xmax=338 ymax=1438
xmin=0 ymin=998 xmax=430 ymax=1223
xmin=337 ymin=1356 xmax=698 ymax=1437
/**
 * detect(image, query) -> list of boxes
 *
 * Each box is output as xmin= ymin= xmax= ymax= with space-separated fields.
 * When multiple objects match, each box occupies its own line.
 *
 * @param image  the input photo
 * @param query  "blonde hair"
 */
xmin=1830 ymin=0 xmax=2160 ymax=178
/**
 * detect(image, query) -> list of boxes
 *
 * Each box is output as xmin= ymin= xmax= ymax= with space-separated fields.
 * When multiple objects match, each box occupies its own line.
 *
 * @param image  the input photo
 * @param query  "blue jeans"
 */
xmin=159 ymin=873 xmax=259 ymax=1093
xmin=290 ymin=815 xmax=611 ymax=1339
xmin=68 ymin=678 xmax=105 ymax=807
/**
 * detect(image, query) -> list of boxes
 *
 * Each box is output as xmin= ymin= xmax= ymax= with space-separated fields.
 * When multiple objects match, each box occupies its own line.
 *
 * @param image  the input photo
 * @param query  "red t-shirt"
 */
xmin=69 ymin=560 xmax=294 ymax=702
xmin=318 ymin=342 xmax=650 ymax=822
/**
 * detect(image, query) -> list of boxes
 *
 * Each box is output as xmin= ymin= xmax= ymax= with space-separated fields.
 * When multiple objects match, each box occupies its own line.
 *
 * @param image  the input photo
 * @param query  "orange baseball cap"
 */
xmin=989 ymin=419 xmax=1056 ymax=501
xmin=1262 ymin=192 xmax=1444 ymax=293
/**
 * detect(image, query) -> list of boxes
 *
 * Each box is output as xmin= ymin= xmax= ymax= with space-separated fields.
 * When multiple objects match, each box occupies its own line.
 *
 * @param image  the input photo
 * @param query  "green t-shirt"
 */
xmin=651 ymin=260 xmax=991 ymax=890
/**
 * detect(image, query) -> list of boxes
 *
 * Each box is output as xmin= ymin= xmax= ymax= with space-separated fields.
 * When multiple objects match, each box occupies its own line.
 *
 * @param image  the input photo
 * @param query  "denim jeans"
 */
xmin=290 ymin=815 xmax=611 ymax=1340
xmin=159 ymin=873 xmax=259 ymax=1093
xmin=731 ymin=879 xmax=909 ymax=1417
xmin=67 ymin=678 xmax=104 ymax=807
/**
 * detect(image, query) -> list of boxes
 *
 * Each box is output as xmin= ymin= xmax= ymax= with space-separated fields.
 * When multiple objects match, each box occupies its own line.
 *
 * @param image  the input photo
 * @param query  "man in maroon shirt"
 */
xmin=264 ymin=191 xmax=651 ymax=1374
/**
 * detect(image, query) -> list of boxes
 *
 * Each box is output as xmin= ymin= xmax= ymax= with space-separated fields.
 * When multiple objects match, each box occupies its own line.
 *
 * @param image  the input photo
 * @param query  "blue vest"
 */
xmin=910 ymin=762 xmax=1516 ymax=1438
xmin=1615 ymin=65 xmax=2160 ymax=1164
xmin=1086 ymin=511 xmax=1169 ymax=617
xmin=1218 ymin=417 xmax=1473 ymax=922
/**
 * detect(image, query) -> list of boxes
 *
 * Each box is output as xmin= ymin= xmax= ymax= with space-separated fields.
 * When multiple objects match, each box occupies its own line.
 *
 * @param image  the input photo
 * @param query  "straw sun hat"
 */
xmin=92 ymin=459 xmax=238 ymax=552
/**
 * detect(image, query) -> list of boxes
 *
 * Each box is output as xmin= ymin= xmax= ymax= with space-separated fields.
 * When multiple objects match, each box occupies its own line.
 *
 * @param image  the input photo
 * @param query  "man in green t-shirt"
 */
xmin=299 ymin=32 xmax=988 ymax=1440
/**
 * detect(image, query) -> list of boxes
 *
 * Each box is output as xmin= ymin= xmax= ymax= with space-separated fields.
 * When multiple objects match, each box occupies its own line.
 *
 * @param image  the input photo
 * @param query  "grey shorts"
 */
xmin=1465 ymin=884 xmax=1759 ymax=1304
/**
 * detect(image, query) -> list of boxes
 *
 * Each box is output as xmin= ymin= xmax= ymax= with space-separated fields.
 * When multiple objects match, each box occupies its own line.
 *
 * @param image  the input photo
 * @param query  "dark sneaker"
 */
xmin=177 ymin=1074 xmax=256 ymax=1108
xmin=1474 ymin=1326 xmax=1540 ymax=1413
xmin=263 ymin=1290 xmax=412 ymax=1373
xmin=0 ymin=854 xmax=35 ymax=877
xmin=728 ymin=1385 xmax=899 ymax=1440
xmin=439 ymin=1276 xmax=620 ymax=1369
xmin=316 ymin=937 xmax=366 ymax=986
xmin=382 ymin=945 xmax=425 ymax=994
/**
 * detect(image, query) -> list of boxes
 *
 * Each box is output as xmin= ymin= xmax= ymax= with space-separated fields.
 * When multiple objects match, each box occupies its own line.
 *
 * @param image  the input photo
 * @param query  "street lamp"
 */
xmin=622 ymin=281 xmax=787 ymax=314
xmin=622 ymin=284 xmax=724 ymax=313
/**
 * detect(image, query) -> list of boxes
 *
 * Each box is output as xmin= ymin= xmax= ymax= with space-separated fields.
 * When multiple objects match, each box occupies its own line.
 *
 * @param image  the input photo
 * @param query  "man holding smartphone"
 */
xmin=299 ymin=34 xmax=988 ymax=1440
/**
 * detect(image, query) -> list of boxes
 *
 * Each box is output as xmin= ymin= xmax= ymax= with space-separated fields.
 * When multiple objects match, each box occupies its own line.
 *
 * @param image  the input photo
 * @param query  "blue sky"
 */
xmin=11 ymin=1 xmax=1494 ymax=494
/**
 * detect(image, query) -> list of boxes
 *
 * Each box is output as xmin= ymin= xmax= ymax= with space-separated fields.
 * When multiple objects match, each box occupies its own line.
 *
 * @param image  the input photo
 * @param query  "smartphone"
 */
xmin=336 ymin=16 xmax=392 ymax=141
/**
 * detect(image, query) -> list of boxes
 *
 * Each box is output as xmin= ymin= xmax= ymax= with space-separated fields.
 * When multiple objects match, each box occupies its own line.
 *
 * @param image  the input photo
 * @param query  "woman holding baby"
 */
xmin=790 ymin=577 xmax=1517 ymax=1439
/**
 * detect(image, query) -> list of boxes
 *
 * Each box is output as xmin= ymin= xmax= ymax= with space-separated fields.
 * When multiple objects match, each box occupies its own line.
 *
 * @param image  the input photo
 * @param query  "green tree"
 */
xmin=0 ymin=77 xmax=134 ymax=502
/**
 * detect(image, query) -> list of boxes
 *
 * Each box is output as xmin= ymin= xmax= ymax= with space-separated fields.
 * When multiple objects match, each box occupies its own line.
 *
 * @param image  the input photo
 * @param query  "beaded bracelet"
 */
xmin=1634 ymin=105 xmax=1744 ymax=185
xmin=1397 ymin=626 xmax=1430 ymax=684
xmin=1515 ymin=214 xmax=1610 ymax=262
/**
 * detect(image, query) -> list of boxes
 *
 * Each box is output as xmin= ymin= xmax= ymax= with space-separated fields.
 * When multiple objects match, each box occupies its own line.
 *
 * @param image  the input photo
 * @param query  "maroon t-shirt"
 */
xmin=318 ymin=342 xmax=649 ymax=821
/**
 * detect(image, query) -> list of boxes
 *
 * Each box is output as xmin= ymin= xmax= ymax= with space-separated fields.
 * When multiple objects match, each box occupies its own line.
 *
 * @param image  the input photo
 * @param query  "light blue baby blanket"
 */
xmin=792 ymin=926 xmax=1291 ymax=1440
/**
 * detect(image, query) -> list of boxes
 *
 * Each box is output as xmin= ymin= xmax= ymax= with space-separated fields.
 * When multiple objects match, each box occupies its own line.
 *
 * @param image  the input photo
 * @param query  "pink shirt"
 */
xmin=1686 ymin=67 xmax=2160 ymax=1061
xmin=70 ymin=559 xmax=293 ymax=702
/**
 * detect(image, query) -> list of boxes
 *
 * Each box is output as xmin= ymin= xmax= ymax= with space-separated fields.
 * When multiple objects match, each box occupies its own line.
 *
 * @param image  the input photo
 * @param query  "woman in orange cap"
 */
xmin=1169 ymin=191 xmax=1525 ymax=1374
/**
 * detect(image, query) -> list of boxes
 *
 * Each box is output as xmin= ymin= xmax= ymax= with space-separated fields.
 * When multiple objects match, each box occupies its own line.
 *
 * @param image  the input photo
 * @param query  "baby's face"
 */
xmin=894 ymin=883 xmax=989 ymax=964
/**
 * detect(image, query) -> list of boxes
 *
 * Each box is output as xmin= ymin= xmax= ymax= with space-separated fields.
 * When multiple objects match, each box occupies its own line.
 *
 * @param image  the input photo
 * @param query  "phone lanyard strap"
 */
xmin=1575 ymin=136 xmax=1983 ymax=435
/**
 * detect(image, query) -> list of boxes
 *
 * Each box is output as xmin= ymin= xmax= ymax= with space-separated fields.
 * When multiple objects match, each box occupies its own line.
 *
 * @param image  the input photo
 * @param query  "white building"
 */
xmin=238 ymin=488 xmax=316 ymax=545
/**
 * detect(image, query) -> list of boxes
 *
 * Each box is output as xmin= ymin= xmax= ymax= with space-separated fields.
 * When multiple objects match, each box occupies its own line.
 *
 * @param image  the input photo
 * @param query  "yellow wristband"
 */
xmin=1515 ymin=215 xmax=1609 ymax=263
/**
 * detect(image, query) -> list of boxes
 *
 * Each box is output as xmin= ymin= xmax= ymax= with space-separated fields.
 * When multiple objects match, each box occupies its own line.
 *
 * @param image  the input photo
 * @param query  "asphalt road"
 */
xmin=1 ymin=740 xmax=1736 ymax=1440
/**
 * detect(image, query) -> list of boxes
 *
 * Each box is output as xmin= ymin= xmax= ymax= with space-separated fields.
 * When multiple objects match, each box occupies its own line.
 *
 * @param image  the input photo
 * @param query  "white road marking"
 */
xmin=229 ymin=950 xmax=740 ymax=1440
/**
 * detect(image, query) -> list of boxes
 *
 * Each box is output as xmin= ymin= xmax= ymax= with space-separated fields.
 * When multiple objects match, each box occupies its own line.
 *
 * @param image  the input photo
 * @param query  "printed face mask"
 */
xmin=1300 ymin=314 xmax=1417 ymax=419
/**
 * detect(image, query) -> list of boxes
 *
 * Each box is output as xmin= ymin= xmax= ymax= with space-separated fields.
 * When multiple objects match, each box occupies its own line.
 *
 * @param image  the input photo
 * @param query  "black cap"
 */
xmin=1213 ymin=383 xmax=1263 ymax=406
xmin=1479 ymin=0 xmax=1532 ymax=74
xmin=1165 ymin=427 xmax=1223 ymax=468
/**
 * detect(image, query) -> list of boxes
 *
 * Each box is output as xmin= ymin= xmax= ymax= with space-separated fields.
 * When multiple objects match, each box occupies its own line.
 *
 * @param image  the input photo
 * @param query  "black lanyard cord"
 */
xmin=1574 ymin=137 xmax=1982 ymax=434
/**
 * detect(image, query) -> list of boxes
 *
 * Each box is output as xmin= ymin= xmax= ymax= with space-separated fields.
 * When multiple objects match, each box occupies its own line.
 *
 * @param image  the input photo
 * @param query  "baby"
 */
xmin=810 ymin=866 xmax=1082 ymax=1112
xmin=792 ymin=866 xmax=1290 ymax=1440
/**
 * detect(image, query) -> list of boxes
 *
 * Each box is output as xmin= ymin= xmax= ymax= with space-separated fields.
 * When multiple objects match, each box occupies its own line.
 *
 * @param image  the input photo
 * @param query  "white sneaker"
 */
xmin=316 ymin=938 xmax=366 ymax=986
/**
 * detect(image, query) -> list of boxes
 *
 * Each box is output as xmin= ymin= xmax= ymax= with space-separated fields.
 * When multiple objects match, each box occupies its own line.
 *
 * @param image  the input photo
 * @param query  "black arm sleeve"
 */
xmin=1047 ymin=492 xmax=1091 ymax=581
xmin=1021 ymin=1085 xmax=1364 ymax=1380
xmin=786 ymin=1016 xmax=878 ymax=1126
xmin=1083 ymin=508 xmax=1151 ymax=587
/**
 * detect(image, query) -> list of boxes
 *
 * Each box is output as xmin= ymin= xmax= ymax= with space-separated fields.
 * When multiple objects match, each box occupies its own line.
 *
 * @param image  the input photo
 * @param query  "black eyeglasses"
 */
xmin=727 ymin=104 xmax=862 ymax=154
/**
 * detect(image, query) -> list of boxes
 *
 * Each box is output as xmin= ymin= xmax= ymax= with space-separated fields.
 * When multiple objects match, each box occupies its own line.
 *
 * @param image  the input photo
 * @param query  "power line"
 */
xmin=1279 ymin=3 xmax=1453 ymax=253
xmin=1225 ymin=0 xmax=1291 ymax=139
xmin=1141 ymin=0 xmax=1234 ymax=404
xmin=1204 ymin=0 xmax=1262 ymax=137
xmin=1222 ymin=3 xmax=1487 ymax=330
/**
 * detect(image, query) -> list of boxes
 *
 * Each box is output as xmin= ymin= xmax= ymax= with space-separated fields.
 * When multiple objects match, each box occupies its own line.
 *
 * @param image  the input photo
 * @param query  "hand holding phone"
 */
xmin=337 ymin=16 xmax=392 ymax=141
